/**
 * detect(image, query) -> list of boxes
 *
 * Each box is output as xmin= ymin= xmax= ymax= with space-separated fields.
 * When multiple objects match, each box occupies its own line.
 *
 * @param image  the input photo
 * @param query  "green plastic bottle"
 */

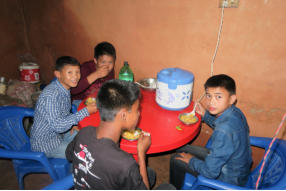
xmin=118 ymin=61 xmax=134 ymax=82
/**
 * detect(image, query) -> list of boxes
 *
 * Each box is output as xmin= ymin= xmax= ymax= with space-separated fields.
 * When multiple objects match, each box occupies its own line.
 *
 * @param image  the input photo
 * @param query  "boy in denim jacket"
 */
xmin=170 ymin=74 xmax=252 ymax=189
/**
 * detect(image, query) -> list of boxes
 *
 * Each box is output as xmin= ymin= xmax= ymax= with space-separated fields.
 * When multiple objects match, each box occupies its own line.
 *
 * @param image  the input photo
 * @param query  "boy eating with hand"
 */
xmin=66 ymin=79 xmax=175 ymax=189
xmin=30 ymin=56 xmax=97 ymax=159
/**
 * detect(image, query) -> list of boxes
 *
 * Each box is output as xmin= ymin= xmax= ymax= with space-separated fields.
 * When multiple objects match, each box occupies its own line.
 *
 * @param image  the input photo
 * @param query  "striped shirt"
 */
xmin=30 ymin=79 xmax=89 ymax=154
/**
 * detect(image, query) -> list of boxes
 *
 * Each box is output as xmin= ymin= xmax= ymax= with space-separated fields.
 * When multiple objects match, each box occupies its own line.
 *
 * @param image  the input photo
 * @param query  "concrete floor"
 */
xmin=0 ymin=125 xmax=262 ymax=189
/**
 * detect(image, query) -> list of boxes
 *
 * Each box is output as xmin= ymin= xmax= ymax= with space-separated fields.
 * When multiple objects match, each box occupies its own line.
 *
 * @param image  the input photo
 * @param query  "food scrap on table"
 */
xmin=176 ymin=125 xmax=183 ymax=131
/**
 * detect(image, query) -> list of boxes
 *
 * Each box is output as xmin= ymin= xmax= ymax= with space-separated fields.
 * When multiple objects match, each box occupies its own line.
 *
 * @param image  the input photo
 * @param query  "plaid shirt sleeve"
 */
xmin=43 ymin=93 xmax=88 ymax=133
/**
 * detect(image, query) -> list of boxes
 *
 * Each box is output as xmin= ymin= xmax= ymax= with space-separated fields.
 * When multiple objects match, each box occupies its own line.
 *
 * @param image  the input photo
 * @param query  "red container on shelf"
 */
xmin=19 ymin=62 xmax=40 ymax=83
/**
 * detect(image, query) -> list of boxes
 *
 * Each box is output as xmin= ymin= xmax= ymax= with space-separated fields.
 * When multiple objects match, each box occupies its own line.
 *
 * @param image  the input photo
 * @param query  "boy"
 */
xmin=30 ymin=56 xmax=97 ymax=159
xmin=71 ymin=41 xmax=116 ymax=101
xmin=66 ymin=80 xmax=175 ymax=189
xmin=170 ymin=74 xmax=252 ymax=189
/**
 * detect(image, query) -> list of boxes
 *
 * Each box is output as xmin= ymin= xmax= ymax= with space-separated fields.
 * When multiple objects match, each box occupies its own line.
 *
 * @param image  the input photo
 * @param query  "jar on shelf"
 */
xmin=0 ymin=77 xmax=7 ymax=95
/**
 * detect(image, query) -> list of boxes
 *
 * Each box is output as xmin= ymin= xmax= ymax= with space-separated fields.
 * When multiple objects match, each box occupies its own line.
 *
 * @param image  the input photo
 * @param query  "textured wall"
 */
xmin=1 ymin=0 xmax=286 ymax=138
xmin=0 ymin=0 xmax=30 ymax=80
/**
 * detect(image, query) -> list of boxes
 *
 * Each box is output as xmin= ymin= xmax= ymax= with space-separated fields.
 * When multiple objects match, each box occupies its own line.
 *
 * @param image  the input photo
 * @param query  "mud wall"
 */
xmin=1 ymin=0 xmax=286 ymax=138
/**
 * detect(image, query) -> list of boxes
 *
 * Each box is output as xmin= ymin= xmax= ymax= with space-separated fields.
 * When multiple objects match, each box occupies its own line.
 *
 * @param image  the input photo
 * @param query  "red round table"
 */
xmin=78 ymin=89 xmax=201 ymax=159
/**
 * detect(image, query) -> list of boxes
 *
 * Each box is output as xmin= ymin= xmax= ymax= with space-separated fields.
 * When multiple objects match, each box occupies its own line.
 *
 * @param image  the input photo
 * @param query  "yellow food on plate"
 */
xmin=85 ymin=97 xmax=96 ymax=105
xmin=179 ymin=114 xmax=198 ymax=125
xmin=122 ymin=129 xmax=142 ymax=141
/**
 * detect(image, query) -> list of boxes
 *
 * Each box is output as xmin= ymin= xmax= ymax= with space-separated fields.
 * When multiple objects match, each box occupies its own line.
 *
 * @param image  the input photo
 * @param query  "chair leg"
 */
xmin=14 ymin=166 xmax=25 ymax=190
xmin=54 ymin=162 xmax=71 ymax=179
xmin=17 ymin=174 xmax=25 ymax=190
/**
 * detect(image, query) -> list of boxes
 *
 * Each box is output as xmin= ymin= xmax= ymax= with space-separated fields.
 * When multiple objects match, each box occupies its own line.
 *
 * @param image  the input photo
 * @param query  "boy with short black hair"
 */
xmin=30 ymin=56 xmax=97 ymax=159
xmin=66 ymin=80 xmax=175 ymax=190
xmin=71 ymin=41 xmax=116 ymax=101
xmin=170 ymin=74 xmax=252 ymax=189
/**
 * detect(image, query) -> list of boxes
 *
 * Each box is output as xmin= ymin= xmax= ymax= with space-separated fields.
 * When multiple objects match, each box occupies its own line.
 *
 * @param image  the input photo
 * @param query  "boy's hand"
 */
xmin=137 ymin=133 xmax=151 ymax=155
xmin=137 ymin=133 xmax=151 ymax=189
xmin=70 ymin=125 xmax=79 ymax=135
xmin=175 ymin=152 xmax=194 ymax=164
xmin=87 ymin=65 xmax=110 ymax=84
xmin=195 ymin=102 xmax=206 ymax=117
xmin=86 ymin=103 xmax=97 ymax=114
xmin=94 ymin=65 xmax=110 ymax=79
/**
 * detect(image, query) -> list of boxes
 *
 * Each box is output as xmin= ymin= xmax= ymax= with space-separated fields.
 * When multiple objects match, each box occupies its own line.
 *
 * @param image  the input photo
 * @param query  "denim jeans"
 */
xmin=45 ymin=130 xmax=78 ymax=159
xmin=169 ymin=144 xmax=209 ymax=189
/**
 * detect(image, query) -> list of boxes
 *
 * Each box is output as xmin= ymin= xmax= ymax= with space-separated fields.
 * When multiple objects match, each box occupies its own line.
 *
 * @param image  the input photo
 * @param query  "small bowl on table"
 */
xmin=136 ymin=78 xmax=157 ymax=91
xmin=122 ymin=128 xmax=142 ymax=141
xmin=178 ymin=113 xmax=198 ymax=125
xmin=85 ymin=97 xmax=96 ymax=106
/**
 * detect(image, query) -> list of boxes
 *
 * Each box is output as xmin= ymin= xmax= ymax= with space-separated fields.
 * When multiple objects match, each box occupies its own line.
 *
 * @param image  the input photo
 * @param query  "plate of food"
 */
xmin=122 ymin=128 xmax=142 ymax=141
xmin=178 ymin=113 xmax=198 ymax=125
xmin=85 ymin=97 xmax=96 ymax=106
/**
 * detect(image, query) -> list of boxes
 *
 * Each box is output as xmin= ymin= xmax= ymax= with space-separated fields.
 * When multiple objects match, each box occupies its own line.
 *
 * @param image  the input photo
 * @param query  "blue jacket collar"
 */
xmin=213 ymin=105 xmax=235 ymax=126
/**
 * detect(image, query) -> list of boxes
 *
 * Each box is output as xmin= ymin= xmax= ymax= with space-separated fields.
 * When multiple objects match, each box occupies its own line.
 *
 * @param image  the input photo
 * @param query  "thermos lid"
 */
xmin=157 ymin=68 xmax=194 ymax=86
xmin=19 ymin=62 xmax=39 ymax=70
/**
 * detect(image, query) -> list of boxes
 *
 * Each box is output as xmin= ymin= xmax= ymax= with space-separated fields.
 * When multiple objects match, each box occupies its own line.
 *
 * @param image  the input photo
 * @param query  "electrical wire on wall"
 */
xmin=210 ymin=0 xmax=225 ymax=77
xmin=196 ymin=1 xmax=225 ymax=103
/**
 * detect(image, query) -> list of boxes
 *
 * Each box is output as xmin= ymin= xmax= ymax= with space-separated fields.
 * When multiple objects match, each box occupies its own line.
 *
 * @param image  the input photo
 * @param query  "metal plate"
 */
xmin=136 ymin=78 xmax=157 ymax=91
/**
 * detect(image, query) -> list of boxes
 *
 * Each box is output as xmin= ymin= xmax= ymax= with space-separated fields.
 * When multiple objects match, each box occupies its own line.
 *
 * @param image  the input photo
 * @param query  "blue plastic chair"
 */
xmin=43 ymin=174 xmax=74 ymax=190
xmin=0 ymin=106 xmax=70 ymax=189
xmin=182 ymin=136 xmax=286 ymax=189
xmin=71 ymin=104 xmax=77 ymax=114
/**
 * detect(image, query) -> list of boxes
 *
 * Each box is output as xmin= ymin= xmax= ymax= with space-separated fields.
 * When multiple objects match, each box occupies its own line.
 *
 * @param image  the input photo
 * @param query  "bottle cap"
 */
xmin=124 ymin=61 xmax=129 ymax=66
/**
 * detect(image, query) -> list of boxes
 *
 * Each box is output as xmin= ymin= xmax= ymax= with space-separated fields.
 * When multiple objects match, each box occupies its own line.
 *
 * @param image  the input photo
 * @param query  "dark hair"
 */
xmin=96 ymin=79 xmax=140 ymax=121
xmin=55 ymin=56 xmax=80 ymax=71
xmin=94 ymin=41 xmax=116 ymax=61
xmin=204 ymin=74 xmax=236 ymax=95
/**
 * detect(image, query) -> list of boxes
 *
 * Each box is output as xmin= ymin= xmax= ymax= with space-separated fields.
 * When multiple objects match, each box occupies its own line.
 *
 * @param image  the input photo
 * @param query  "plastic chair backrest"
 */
xmin=246 ymin=137 xmax=286 ymax=189
xmin=182 ymin=136 xmax=286 ymax=190
xmin=71 ymin=104 xmax=77 ymax=114
xmin=0 ymin=106 xmax=71 ymax=189
xmin=0 ymin=106 xmax=34 ymax=152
